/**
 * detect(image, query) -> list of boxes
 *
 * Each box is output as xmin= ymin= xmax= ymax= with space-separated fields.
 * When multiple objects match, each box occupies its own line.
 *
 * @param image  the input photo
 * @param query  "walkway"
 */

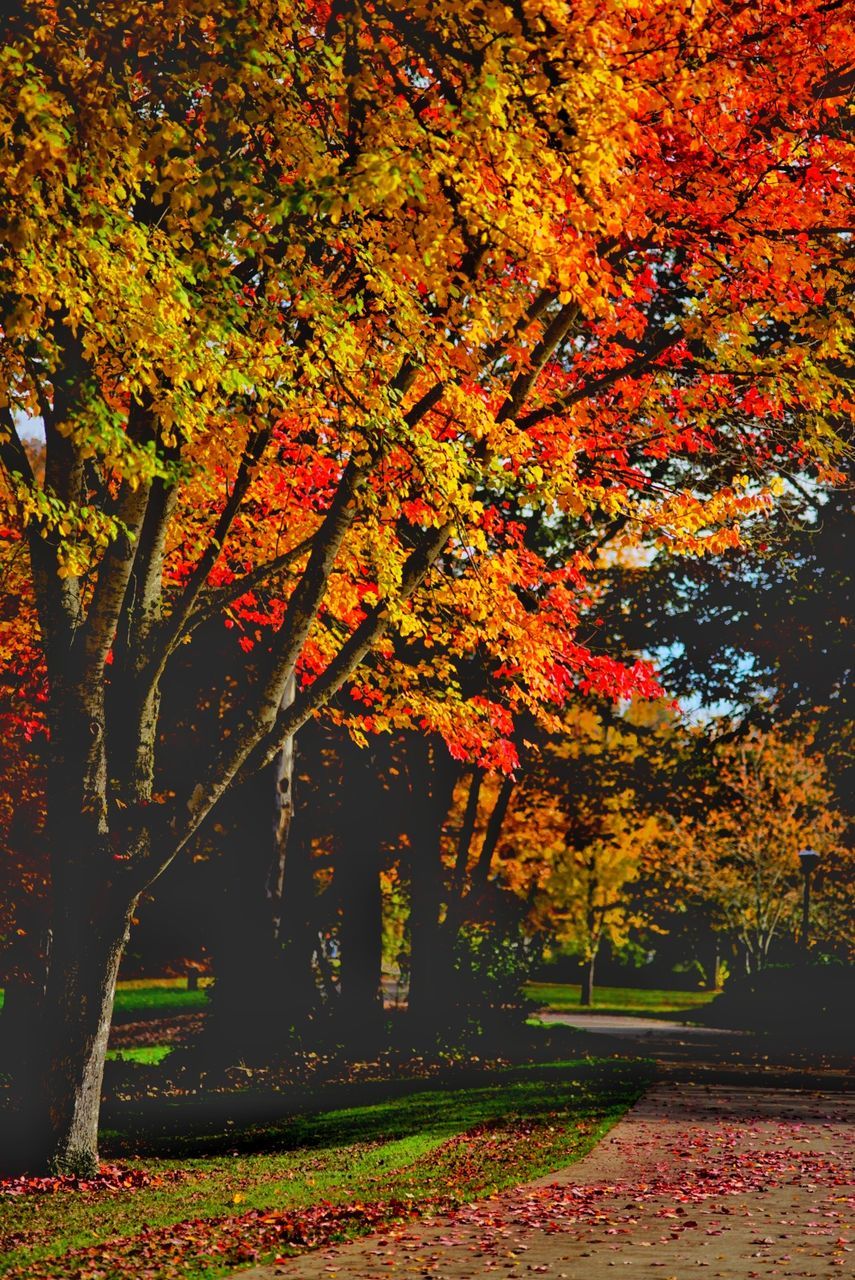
xmin=539 ymin=1010 xmax=744 ymax=1037
xmin=538 ymin=1012 xmax=852 ymax=1088
xmin=234 ymin=1083 xmax=854 ymax=1280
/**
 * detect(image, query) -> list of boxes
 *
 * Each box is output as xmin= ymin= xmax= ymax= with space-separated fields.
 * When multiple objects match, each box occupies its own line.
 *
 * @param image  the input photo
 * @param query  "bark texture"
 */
xmin=6 ymin=889 xmax=136 ymax=1175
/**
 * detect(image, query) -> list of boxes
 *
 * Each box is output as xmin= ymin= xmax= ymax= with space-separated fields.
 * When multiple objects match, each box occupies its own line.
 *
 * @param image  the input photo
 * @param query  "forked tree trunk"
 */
xmin=445 ymin=772 xmax=515 ymax=939
xmin=5 ymin=887 xmax=137 ymax=1176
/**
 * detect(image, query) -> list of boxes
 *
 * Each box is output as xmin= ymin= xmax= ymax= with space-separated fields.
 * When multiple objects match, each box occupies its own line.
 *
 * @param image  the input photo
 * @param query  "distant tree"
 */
xmin=662 ymin=729 xmax=849 ymax=972
xmin=489 ymin=701 xmax=671 ymax=1003
xmin=595 ymin=487 xmax=853 ymax=738
xmin=544 ymin=796 xmax=659 ymax=1006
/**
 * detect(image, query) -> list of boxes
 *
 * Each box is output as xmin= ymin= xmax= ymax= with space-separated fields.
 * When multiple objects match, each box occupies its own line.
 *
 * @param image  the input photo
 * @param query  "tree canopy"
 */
xmin=0 ymin=0 xmax=852 ymax=1173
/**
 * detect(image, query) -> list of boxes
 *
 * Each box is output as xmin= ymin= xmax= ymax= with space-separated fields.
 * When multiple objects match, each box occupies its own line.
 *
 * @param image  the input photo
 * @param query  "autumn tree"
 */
xmin=595 ymin=486 xmax=853 ymax=729
xmin=661 ymin=729 xmax=849 ymax=973
xmin=1 ymin=0 xmax=852 ymax=1174
xmin=481 ymin=700 xmax=673 ymax=1004
xmin=543 ymin=798 xmax=659 ymax=1006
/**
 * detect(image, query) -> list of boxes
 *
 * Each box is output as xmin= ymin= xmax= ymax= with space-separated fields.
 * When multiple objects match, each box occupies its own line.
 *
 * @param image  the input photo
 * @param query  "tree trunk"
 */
xmin=201 ymin=768 xmax=291 ymax=1067
xmin=450 ymin=768 xmax=482 ymax=895
xmin=262 ymin=679 xmax=306 ymax=1020
xmin=3 ymin=663 xmax=137 ymax=1176
xmin=278 ymin=826 xmax=323 ymax=1026
xmin=742 ymin=942 xmax=753 ymax=976
xmin=336 ymin=744 xmax=388 ymax=1048
xmin=470 ymin=775 xmax=514 ymax=893
xmin=407 ymin=739 xmax=460 ymax=1037
xmin=580 ymin=953 xmax=596 ymax=1007
xmin=338 ymin=836 xmax=384 ymax=1046
xmin=267 ymin=676 xmax=297 ymax=942
xmin=708 ymin=936 xmax=720 ymax=990
xmin=408 ymin=814 xmax=445 ymax=1035
xmin=201 ymin=680 xmax=297 ymax=1067
xmin=4 ymin=889 xmax=136 ymax=1176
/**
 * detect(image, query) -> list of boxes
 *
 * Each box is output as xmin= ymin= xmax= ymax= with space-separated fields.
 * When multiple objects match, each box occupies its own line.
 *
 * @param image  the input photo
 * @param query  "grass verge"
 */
xmin=526 ymin=981 xmax=718 ymax=1018
xmin=113 ymin=985 xmax=210 ymax=1017
xmin=1 ymin=979 xmax=717 ymax=1021
xmin=0 ymin=1057 xmax=647 ymax=1280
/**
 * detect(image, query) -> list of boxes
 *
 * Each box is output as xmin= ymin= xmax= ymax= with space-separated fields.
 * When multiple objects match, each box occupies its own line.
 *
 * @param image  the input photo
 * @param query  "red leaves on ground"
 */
xmin=3 ymin=1195 xmax=422 ymax=1280
xmin=427 ymin=1108 xmax=854 ymax=1262
xmin=0 ymin=1164 xmax=189 ymax=1199
xmin=4 ymin=1099 xmax=851 ymax=1279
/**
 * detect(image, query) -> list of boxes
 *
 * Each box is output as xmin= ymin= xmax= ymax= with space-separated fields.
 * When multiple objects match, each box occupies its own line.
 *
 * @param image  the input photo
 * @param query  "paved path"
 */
xmin=235 ymin=1084 xmax=853 ymax=1280
xmin=538 ymin=1014 xmax=852 ymax=1088
xmin=538 ymin=1011 xmax=744 ymax=1037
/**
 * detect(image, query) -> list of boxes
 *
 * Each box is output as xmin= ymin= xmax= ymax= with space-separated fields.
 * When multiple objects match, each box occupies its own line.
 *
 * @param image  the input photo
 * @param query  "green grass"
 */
xmin=0 ymin=1058 xmax=647 ymax=1280
xmin=112 ymin=985 xmax=210 ymax=1016
xmin=106 ymin=1045 xmax=173 ymax=1065
xmin=526 ymin=980 xmax=719 ymax=1018
xmin=115 ymin=978 xmax=215 ymax=990
xmin=1 ymin=980 xmax=718 ymax=1021
xmin=0 ymin=979 xmax=212 ymax=1016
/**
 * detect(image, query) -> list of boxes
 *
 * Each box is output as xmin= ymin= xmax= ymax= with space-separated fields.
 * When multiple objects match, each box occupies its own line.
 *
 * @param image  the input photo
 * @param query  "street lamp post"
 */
xmin=798 ymin=848 xmax=821 ymax=952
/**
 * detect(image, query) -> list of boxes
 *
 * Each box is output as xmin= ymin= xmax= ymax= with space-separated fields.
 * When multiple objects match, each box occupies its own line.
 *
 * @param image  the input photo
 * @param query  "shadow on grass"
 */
xmin=101 ymin=1056 xmax=651 ymax=1161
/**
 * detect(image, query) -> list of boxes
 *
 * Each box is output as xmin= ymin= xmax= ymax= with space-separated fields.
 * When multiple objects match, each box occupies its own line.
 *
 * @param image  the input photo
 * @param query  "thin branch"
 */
xmin=184 ymin=534 xmax=317 ymax=635
xmin=80 ymin=399 xmax=157 ymax=674
xmin=496 ymin=301 xmax=581 ymax=424
xmin=153 ymin=425 xmax=273 ymax=665
xmin=263 ymin=517 xmax=454 ymax=757
xmin=145 ymin=516 xmax=454 ymax=888
xmin=516 ymin=328 xmax=683 ymax=430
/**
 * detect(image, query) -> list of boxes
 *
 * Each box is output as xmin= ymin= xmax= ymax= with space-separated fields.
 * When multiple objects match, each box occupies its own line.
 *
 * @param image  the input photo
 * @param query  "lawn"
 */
xmin=0 ymin=978 xmax=212 ymax=1017
xmin=2 ymin=978 xmax=716 ymax=1022
xmin=526 ymin=980 xmax=719 ymax=1018
xmin=107 ymin=1045 xmax=174 ymax=1065
xmin=113 ymin=984 xmax=210 ymax=1017
xmin=0 ymin=1058 xmax=647 ymax=1280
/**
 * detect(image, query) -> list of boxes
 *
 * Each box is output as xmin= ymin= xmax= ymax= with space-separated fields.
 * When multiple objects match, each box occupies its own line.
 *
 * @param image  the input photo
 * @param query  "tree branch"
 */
xmin=496 ymin=301 xmax=581 ymax=424
xmin=182 ymin=534 xmax=317 ymax=635
xmin=80 ymin=400 xmax=157 ymax=676
xmin=151 ymin=425 xmax=273 ymax=669
xmin=515 ymin=328 xmax=683 ymax=430
xmin=145 ymin=516 xmax=453 ymax=887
